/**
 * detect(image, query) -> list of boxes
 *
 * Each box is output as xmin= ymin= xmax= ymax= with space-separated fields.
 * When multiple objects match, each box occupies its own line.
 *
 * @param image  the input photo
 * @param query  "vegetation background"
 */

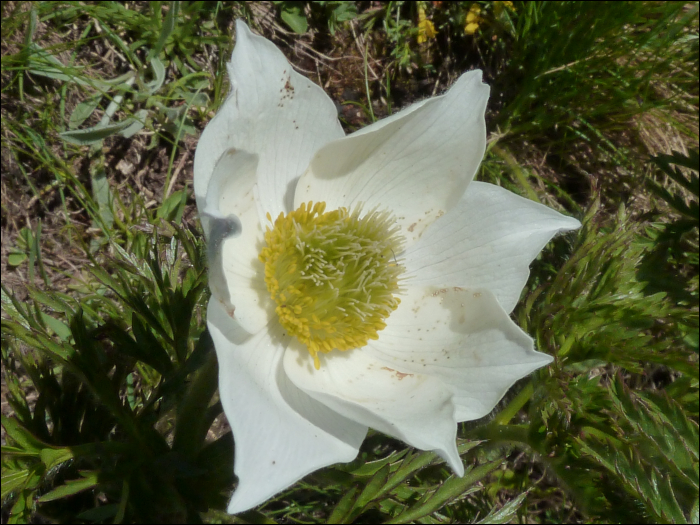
xmin=1 ymin=1 xmax=698 ymax=523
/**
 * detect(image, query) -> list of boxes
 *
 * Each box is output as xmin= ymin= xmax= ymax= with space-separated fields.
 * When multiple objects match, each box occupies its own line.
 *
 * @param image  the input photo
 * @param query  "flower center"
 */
xmin=259 ymin=201 xmax=404 ymax=369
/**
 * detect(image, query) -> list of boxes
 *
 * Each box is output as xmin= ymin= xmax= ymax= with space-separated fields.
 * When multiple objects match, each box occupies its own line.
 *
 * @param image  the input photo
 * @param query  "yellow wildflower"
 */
xmin=464 ymin=3 xmax=482 ymax=35
xmin=494 ymin=1 xmax=515 ymax=18
xmin=418 ymin=6 xmax=437 ymax=44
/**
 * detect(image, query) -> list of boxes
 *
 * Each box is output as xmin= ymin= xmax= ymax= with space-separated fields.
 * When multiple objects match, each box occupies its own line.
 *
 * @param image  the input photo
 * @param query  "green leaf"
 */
xmin=279 ymin=2 xmax=308 ymax=34
xmin=26 ymin=43 xmax=86 ymax=83
xmin=331 ymin=2 xmax=357 ymax=22
xmin=39 ymin=312 xmax=72 ymax=341
xmin=88 ymin=165 xmax=114 ymax=238
xmin=577 ymin=386 xmax=696 ymax=524
xmin=148 ymin=1 xmax=179 ymax=61
xmin=181 ymin=91 xmax=209 ymax=107
xmin=76 ymin=504 xmax=119 ymax=521
xmin=26 ymin=43 xmax=123 ymax=90
xmin=347 ymin=449 xmax=408 ymax=477
xmin=172 ymin=352 xmax=218 ymax=458
xmin=157 ymin=190 xmax=187 ymax=223
xmin=60 ymin=117 xmax=143 ymax=145
xmin=653 ymin=150 xmax=700 ymax=197
xmin=387 ymin=460 xmax=502 ymax=524
xmin=355 ymin=463 xmax=391 ymax=510
xmin=146 ymin=57 xmax=166 ymax=93
xmin=2 ymin=416 xmax=46 ymax=453
xmin=236 ymin=509 xmax=279 ymax=524
xmin=1 ymin=469 xmax=34 ymax=499
xmin=17 ymin=226 xmax=33 ymax=250
xmin=39 ymin=448 xmax=74 ymax=470
xmin=129 ymin=315 xmax=174 ymax=374
xmin=69 ymin=93 xmax=102 ymax=130
xmin=654 ymin=471 xmax=688 ymax=524
xmin=27 ymin=288 xmax=76 ymax=316
xmin=476 ymin=491 xmax=528 ymax=524
xmin=120 ymin=109 xmax=148 ymax=138
xmin=24 ymin=4 xmax=37 ymax=46
xmin=7 ymin=251 xmax=27 ymax=266
xmin=159 ymin=104 xmax=197 ymax=137
xmin=37 ymin=471 xmax=99 ymax=503
xmin=327 ymin=486 xmax=359 ymax=524
xmin=611 ymin=381 xmax=699 ymax=490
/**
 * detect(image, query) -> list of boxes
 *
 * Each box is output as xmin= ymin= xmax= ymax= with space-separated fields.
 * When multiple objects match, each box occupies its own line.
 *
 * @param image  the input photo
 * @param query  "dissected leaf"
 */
xmin=476 ymin=491 xmax=528 ymax=524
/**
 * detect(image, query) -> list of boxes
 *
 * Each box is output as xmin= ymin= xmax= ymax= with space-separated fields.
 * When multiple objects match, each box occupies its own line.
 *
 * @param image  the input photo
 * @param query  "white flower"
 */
xmin=194 ymin=20 xmax=581 ymax=514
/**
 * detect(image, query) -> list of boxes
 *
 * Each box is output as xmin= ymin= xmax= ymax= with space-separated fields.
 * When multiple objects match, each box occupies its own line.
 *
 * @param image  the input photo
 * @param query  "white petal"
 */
xmin=404 ymin=182 xmax=581 ymax=313
xmin=208 ymin=298 xmax=367 ymax=513
xmin=193 ymin=20 xmax=345 ymax=222
xmin=295 ymin=71 xmax=489 ymax=246
xmin=366 ymin=285 xmax=552 ymax=422
xmin=204 ymin=148 xmax=270 ymax=335
xmin=283 ymin=341 xmax=463 ymax=475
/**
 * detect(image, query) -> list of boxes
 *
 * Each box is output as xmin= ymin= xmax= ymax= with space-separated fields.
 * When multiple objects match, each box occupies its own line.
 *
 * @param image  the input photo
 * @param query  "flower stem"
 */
xmin=492 ymin=381 xmax=534 ymax=426
xmin=466 ymin=423 xmax=531 ymax=447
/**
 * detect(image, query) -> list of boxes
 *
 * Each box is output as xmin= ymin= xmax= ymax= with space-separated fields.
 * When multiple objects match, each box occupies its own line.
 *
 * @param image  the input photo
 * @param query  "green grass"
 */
xmin=1 ymin=1 xmax=698 ymax=523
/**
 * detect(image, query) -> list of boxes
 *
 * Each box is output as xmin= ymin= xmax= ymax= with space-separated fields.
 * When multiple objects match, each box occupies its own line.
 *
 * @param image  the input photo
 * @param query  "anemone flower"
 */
xmin=194 ymin=20 xmax=580 ymax=514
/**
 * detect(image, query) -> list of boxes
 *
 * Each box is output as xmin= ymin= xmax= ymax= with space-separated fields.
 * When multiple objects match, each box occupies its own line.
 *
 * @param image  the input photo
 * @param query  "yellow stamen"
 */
xmin=259 ymin=202 xmax=404 ymax=369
